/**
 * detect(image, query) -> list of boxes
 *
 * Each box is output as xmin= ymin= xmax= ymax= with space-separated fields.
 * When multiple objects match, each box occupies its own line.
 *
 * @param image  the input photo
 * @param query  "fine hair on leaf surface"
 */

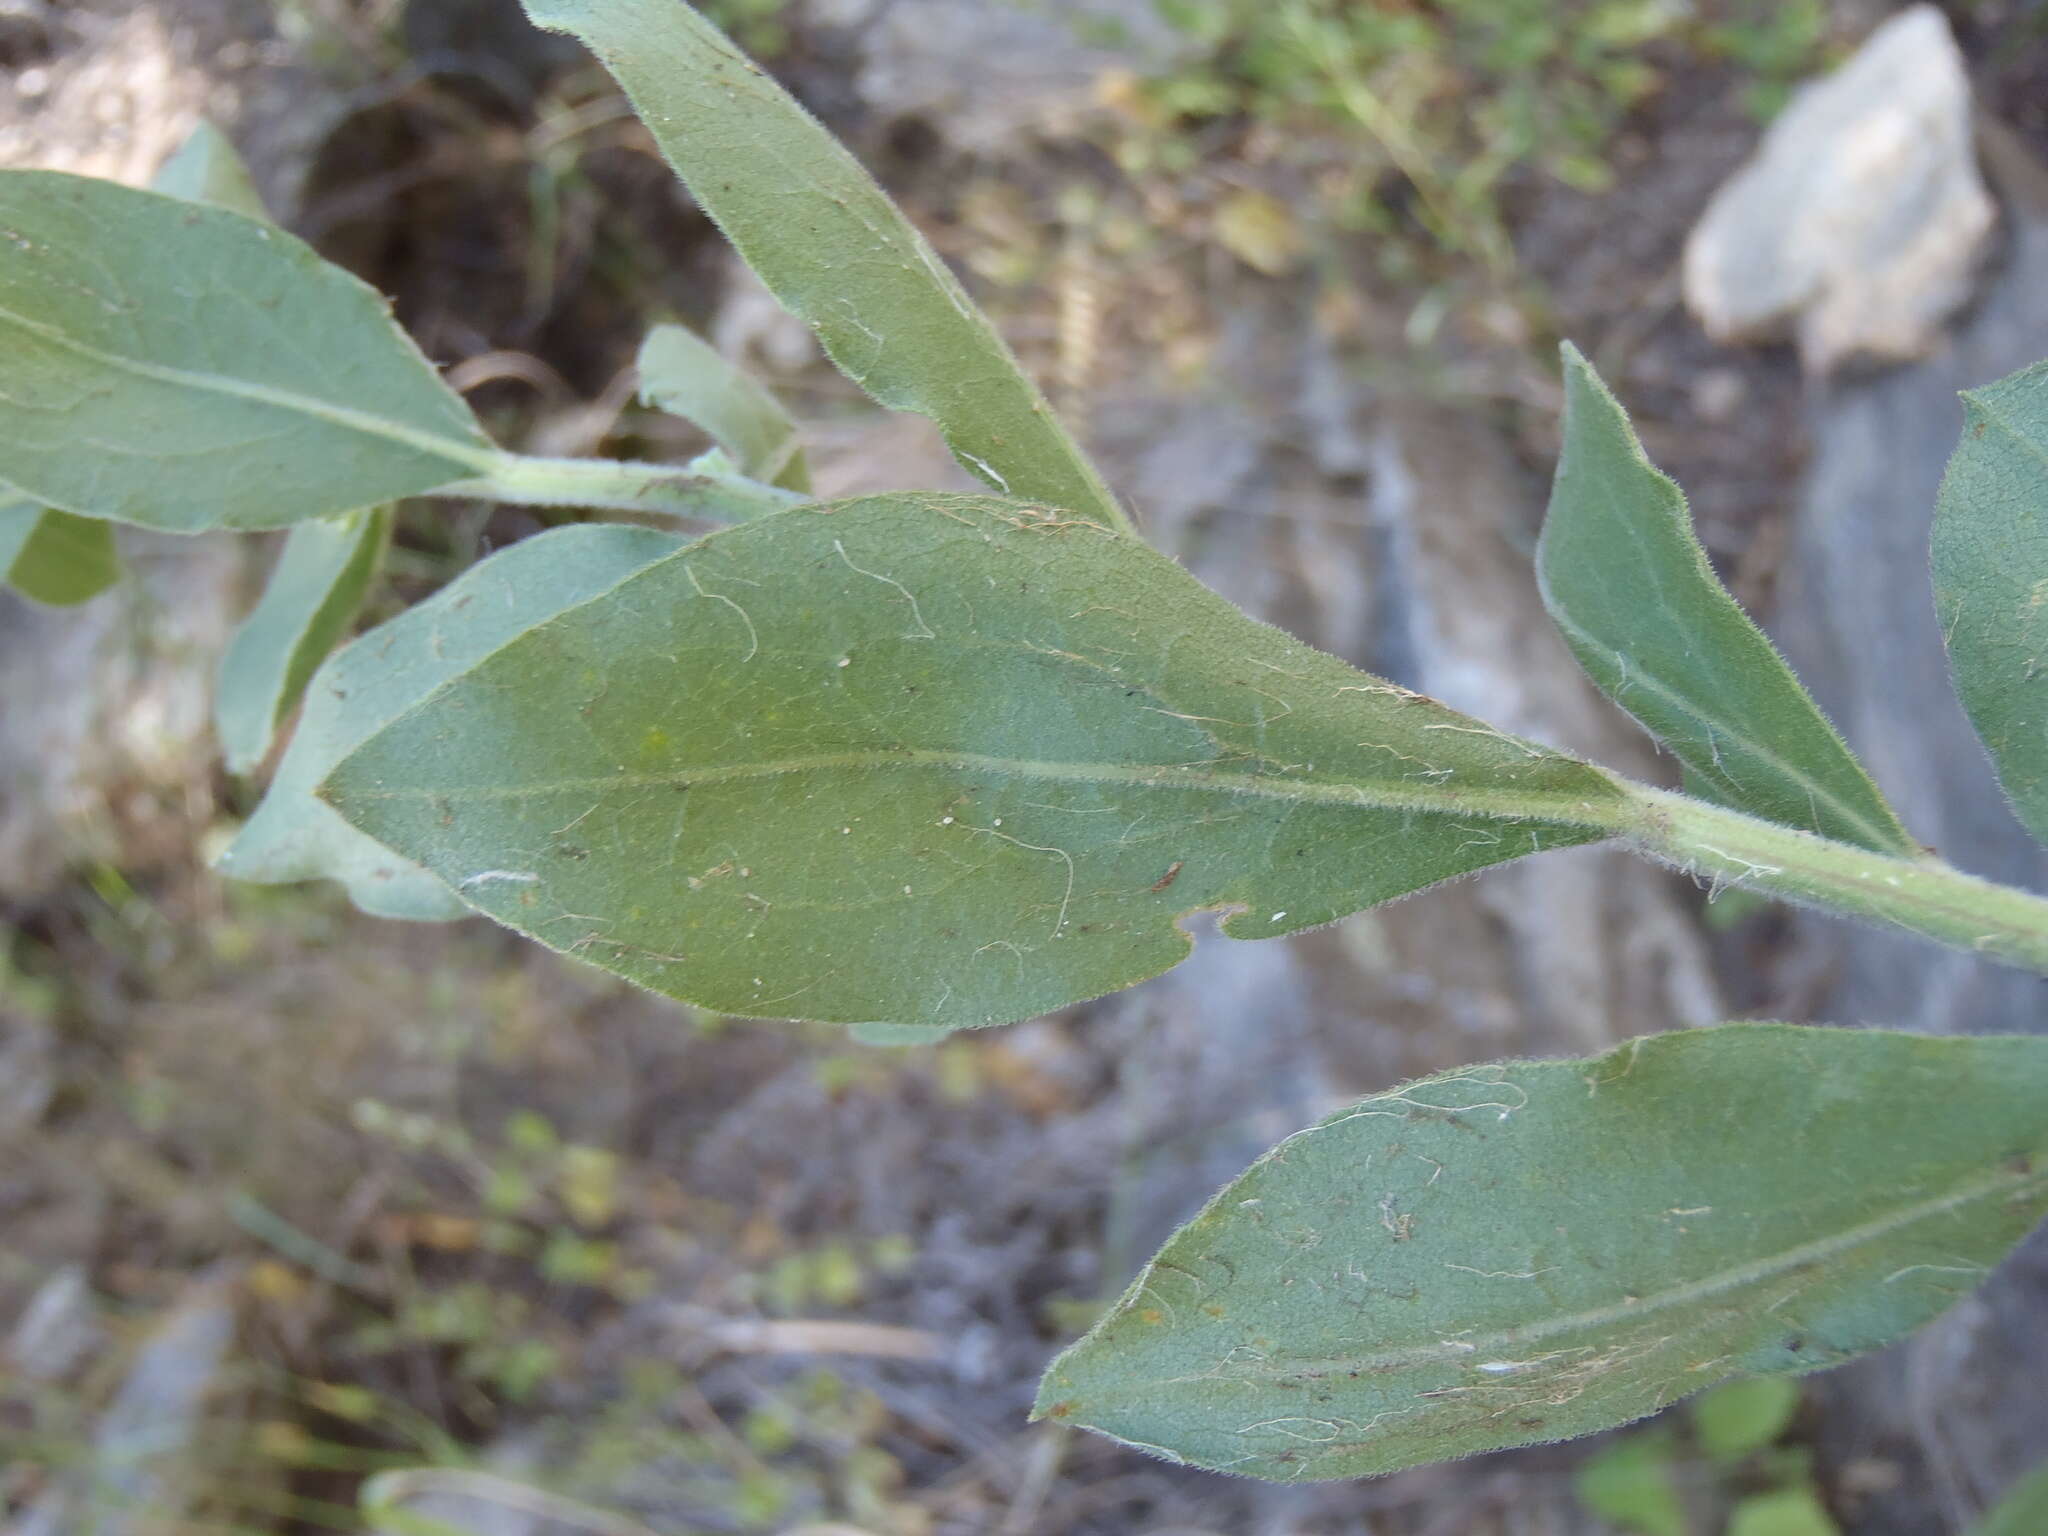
xmin=1932 ymin=359 xmax=2048 ymax=849
xmin=1034 ymin=1023 xmax=2048 ymax=1480
xmin=0 ymin=171 xmax=495 ymax=531
xmin=220 ymin=523 xmax=685 ymax=919
xmin=1540 ymin=343 xmax=1914 ymax=856
xmin=321 ymin=492 xmax=1624 ymax=1028
xmin=637 ymin=322 xmax=810 ymax=492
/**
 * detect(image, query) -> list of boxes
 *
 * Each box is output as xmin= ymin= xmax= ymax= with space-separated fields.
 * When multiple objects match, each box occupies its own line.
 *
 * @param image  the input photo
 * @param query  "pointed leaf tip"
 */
xmin=1541 ymin=344 xmax=1914 ymax=854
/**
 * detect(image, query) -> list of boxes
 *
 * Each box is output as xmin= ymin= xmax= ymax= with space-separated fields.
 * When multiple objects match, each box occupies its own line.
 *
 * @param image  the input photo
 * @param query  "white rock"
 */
xmin=1682 ymin=5 xmax=1996 ymax=374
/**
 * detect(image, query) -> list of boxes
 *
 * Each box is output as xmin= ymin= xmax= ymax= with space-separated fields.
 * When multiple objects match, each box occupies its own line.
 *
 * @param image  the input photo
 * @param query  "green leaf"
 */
xmin=517 ymin=0 xmax=1127 ymax=531
xmin=0 ymin=170 xmax=495 ymax=531
xmin=1033 ymin=1022 xmax=2048 ymax=1481
xmin=0 ymin=496 xmax=120 ymax=605
xmin=638 ymin=323 xmax=808 ymax=492
xmin=148 ymin=122 xmax=396 ymax=772
xmin=1689 ymin=1375 xmax=1798 ymax=1461
xmin=152 ymin=119 xmax=268 ymax=218
xmin=216 ymin=507 xmax=393 ymax=773
xmin=218 ymin=523 xmax=684 ymax=918
xmin=1574 ymin=1429 xmax=1686 ymax=1536
xmin=1973 ymin=1461 xmax=2048 ymax=1536
xmin=1932 ymin=360 xmax=2048 ymax=848
xmin=321 ymin=492 xmax=1624 ymax=1027
xmin=1726 ymin=1487 xmax=1839 ymax=1536
xmin=1539 ymin=344 xmax=1915 ymax=856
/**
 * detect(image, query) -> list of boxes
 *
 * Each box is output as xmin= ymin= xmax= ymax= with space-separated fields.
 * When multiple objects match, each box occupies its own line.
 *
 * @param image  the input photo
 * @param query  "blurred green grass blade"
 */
xmin=1727 ymin=1487 xmax=1840 ymax=1536
xmin=362 ymin=1468 xmax=665 ymax=1536
xmin=152 ymin=119 xmax=268 ymax=218
xmin=1932 ymin=360 xmax=2048 ymax=848
xmin=1973 ymin=1460 xmax=2048 ymax=1536
xmin=218 ymin=523 xmax=684 ymax=919
xmin=0 ymin=497 xmax=121 ymax=605
xmin=216 ymin=507 xmax=392 ymax=773
xmin=638 ymin=322 xmax=809 ymax=492
xmin=1574 ymin=1429 xmax=1685 ymax=1536
xmin=518 ymin=0 xmax=1128 ymax=531
xmin=1540 ymin=343 xmax=1916 ymax=855
xmin=1690 ymin=1375 xmax=1799 ymax=1461
xmin=0 ymin=170 xmax=494 ymax=531
xmin=1034 ymin=1023 xmax=2048 ymax=1481
xmin=322 ymin=492 xmax=1623 ymax=1028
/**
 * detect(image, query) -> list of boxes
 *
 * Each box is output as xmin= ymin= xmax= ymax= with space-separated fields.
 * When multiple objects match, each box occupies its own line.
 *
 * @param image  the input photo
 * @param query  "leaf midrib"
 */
xmin=0 ymin=302 xmax=493 ymax=478
xmin=1111 ymin=1155 xmax=2046 ymax=1393
xmin=327 ymin=747 xmax=1626 ymax=830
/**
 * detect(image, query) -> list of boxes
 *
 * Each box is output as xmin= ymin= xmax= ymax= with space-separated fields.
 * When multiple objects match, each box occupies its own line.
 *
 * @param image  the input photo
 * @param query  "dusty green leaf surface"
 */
xmin=638 ymin=323 xmax=808 ymax=492
xmin=166 ymin=130 xmax=398 ymax=776
xmin=0 ymin=171 xmax=493 ymax=531
xmin=220 ymin=523 xmax=684 ymax=918
xmin=1932 ymin=360 xmax=2048 ymax=847
xmin=1033 ymin=1023 xmax=2048 ymax=1480
xmin=0 ymin=496 xmax=119 ymax=605
xmin=519 ymin=0 xmax=1124 ymax=528
xmin=217 ymin=507 xmax=392 ymax=773
xmin=323 ymin=492 xmax=1621 ymax=1027
xmin=1540 ymin=344 xmax=1914 ymax=855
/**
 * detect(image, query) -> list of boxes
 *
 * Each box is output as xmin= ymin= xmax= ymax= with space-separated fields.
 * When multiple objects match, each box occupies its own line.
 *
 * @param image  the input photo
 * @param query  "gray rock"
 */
xmin=4 ymin=1264 xmax=101 ymax=1384
xmin=0 ymin=1010 xmax=55 ymax=1138
xmin=15 ymin=1271 xmax=240 ymax=1536
xmin=0 ymin=531 xmax=243 ymax=904
xmin=810 ymin=0 xmax=1195 ymax=153
xmin=1682 ymin=5 xmax=1996 ymax=374
xmin=1365 ymin=398 xmax=1725 ymax=1056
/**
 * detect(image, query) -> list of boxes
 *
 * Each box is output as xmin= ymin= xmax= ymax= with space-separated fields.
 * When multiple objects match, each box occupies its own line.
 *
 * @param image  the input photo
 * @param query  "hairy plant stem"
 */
xmin=436 ymin=451 xmax=805 ymax=523
xmin=1608 ymin=778 xmax=2048 ymax=975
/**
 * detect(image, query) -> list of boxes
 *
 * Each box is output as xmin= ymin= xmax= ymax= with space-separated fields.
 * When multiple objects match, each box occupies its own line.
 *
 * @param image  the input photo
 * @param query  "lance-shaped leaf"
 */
xmin=0 ymin=170 xmax=495 ymax=531
xmin=0 ymin=496 xmax=119 ymax=606
xmin=638 ymin=323 xmax=809 ymax=492
xmin=518 ymin=0 xmax=1126 ymax=530
xmin=217 ymin=507 xmax=393 ymax=772
xmin=219 ymin=523 xmax=684 ymax=919
xmin=1033 ymin=1023 xmax=2048 ymax=1480
xmin=1540 ymin=344 xmax=1915 ymax=856
xmin=1932 ymin=360 xmax=2048 ymax=848
xmin=322 ymin=492 xmax=1623 ymax=1027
